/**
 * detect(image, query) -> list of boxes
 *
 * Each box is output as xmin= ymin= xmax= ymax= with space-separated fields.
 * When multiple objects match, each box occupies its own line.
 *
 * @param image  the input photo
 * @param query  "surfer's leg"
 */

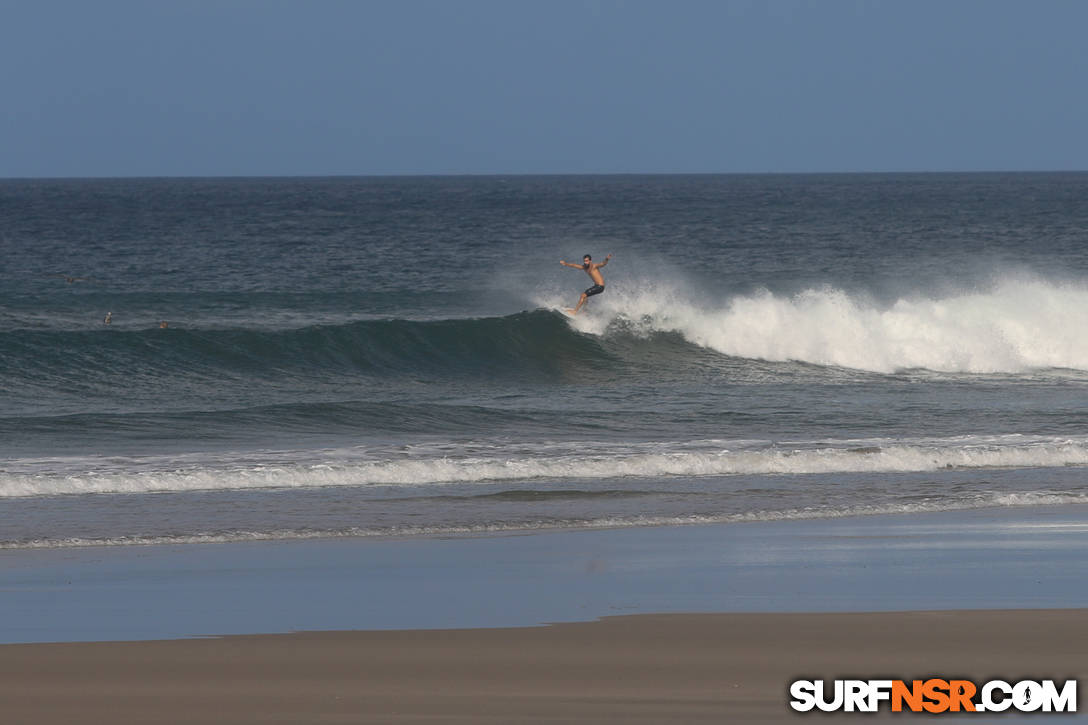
xmin=570 ymin=285 xmax=603 ymax=314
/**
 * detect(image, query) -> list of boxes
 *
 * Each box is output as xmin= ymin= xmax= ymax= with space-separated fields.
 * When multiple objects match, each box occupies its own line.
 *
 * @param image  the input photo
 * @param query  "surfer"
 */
xmin=559 ymin=253 xmax=612 ymax=315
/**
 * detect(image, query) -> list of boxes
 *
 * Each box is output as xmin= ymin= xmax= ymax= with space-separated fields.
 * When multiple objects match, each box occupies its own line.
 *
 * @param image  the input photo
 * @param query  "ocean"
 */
xmin=3 ymin=173 xmax=1088 ymax=550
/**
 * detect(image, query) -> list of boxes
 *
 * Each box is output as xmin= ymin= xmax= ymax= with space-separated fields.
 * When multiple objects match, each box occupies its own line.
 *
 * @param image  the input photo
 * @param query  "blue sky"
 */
xmin=3 ymin=0 xmax=1086 ymax=177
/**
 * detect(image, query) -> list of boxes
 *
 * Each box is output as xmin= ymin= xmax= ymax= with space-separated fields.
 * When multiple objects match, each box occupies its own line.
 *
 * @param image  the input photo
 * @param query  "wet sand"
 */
xmin=5 ymin=506 xmax=1088 ymax=643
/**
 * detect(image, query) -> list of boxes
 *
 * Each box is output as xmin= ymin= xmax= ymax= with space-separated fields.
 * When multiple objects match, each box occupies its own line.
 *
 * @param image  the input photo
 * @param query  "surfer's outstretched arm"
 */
xmin=559 ymin=260 xmax=582 ymax=269
xmin=596 ymin=253 xmax=612 ymax=268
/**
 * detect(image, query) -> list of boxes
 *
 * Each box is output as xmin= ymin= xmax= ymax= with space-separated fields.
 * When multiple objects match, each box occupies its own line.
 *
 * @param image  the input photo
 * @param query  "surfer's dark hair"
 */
xmin=583 ymin=254 xmax=591 ymax=260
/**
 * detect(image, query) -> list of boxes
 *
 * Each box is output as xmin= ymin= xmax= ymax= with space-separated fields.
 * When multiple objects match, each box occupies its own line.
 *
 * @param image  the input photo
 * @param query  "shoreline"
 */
xmin=3 ymin=504 xmax=1088 ymax=644
xmin=3 ymin=504 xmax=1088 ymax=722
xmin=2 ymin=610 xmax=1085 ymax=724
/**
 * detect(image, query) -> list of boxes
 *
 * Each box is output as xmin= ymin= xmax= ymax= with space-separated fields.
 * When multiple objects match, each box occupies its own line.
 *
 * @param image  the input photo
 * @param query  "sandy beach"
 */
xmin=3 ymin=506 xmax=1088 ymax=722
xmin=2 ymin=609 xmax=1085 ymax=724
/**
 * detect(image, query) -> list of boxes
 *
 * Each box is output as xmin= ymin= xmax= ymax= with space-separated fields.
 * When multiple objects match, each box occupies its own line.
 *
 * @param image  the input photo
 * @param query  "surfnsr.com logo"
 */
xmin=789 ymin=678 xmax=1077 ymax=714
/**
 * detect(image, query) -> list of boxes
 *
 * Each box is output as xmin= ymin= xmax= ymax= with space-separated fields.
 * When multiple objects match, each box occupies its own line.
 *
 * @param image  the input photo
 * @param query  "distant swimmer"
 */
xmin=103 ymin=311 xmax=112 ymax=325
xmin=159 ymin=320 xmax=169 ymax=328
xmin=49 ymin=274 xmax=94 ymax=284
xmin=559 ymin=253 xmax=612 ymax=315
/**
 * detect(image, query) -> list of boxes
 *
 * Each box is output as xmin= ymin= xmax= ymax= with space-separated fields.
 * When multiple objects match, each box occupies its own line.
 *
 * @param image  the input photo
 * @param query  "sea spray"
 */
xmin=544 ymin=275 xmax=1088 ymax=373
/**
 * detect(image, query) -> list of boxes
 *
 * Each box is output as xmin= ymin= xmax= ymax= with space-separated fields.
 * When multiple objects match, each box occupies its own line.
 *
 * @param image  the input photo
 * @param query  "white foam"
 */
xmin=541 ymin=275 xmax=1088 ymax=373
xmin=6 ymin=490 xmax=1087 ymax=549
xmin=5 ymin=436 xmax=1088 ymax=498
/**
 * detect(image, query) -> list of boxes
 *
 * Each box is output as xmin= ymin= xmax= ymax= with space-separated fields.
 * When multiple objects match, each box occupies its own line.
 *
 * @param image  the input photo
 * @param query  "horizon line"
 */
xmin=3 ymin=168 xmax=1088 ymax=182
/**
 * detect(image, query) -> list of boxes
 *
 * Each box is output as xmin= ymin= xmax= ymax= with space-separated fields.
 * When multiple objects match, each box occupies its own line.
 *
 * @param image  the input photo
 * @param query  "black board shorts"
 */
xmin=584 ymin=284 xmax=605 ymax=297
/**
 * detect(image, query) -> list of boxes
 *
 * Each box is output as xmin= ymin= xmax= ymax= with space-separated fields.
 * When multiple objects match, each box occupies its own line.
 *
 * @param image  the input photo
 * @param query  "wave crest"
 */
xmin=544 ymin=275 xmax=1088 ymax=373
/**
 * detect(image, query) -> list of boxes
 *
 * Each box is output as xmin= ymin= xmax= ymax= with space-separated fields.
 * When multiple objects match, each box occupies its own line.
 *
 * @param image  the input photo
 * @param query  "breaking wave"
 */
xmin=6 ymin=435 xmax=1088 ymax=498
xmin=546 ymin=275 xmax=1088 ymax=374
